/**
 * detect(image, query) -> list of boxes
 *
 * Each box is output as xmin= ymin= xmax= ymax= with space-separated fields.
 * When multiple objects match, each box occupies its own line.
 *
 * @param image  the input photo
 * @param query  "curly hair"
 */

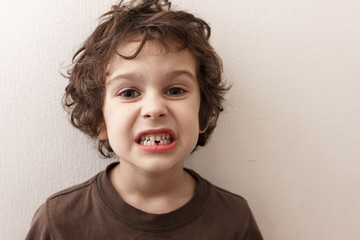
xmin=63 ymin=0 xmax=229 ymax=157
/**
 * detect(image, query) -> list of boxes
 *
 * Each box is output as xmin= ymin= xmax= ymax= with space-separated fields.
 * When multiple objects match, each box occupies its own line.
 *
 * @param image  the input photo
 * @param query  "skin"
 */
xmin=98 ymin=40 xmax=201 ymax=214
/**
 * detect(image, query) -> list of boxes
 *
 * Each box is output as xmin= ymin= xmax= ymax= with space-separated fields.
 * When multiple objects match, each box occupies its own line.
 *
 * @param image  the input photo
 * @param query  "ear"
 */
xmin=199 ymin=119 xmax=211 ymax=134
xmin=97 ymin=121 xmax=108 ymax=140
xmin=199 ymin=128 xmax=207 ymax=134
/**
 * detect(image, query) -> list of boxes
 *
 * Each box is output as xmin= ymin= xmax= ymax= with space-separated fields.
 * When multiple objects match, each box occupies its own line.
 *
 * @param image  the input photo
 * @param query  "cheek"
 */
xmin=103 ymin=104 xmax=138 ymax=140
xmin=175 ymin=100 xmax=201 ymax=130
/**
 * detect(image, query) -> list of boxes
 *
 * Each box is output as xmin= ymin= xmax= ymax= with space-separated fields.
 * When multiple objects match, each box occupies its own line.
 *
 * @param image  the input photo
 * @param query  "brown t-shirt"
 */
xmin=26 ymin=162 xmax=263 ymax=239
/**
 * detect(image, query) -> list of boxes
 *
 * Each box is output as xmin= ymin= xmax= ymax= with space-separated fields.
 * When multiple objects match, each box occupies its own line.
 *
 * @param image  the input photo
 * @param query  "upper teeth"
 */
xmin=139 ymin=133 xmax=173 ymax=145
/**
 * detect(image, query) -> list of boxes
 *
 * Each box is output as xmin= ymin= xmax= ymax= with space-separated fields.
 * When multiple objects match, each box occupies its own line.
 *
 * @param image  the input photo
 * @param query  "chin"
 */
xmin=137 ymin=158 xmax=184 ymax=176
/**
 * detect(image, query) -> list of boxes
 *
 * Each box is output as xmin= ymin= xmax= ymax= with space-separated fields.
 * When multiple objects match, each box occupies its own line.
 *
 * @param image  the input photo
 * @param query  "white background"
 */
xmin=1 ymin=0 xmax=360 ymax=239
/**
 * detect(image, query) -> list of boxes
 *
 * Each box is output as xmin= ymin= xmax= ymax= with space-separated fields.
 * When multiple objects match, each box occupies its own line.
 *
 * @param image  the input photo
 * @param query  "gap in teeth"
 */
xmin=138 ymin=133 xmax=173 ymax=145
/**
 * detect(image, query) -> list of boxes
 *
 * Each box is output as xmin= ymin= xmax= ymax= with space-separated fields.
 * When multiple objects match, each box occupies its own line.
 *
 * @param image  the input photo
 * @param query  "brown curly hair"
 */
xmin=63 ymin=0 xmax=229 ymax=158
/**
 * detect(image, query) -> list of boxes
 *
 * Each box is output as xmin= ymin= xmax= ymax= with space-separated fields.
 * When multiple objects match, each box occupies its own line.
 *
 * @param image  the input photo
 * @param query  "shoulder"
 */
xmin=26 ymin=172 xmax=102 ymax=239
xmin=187 ymin=169 xmax=254 ymax=221
xmin=212 ymin=184 xmax=248 ymax=205
xmin=207 ymin=179 xmax=252 ymax=215
xmin=187 ymin=168 xmax=250 ymax=212
xmin=190 ymin=170 xmax=263 ymax=239
xmin=47 ymin=173 xmax=98 ymax=201
xmin=45 ymin=172 xmax=100 ymax=217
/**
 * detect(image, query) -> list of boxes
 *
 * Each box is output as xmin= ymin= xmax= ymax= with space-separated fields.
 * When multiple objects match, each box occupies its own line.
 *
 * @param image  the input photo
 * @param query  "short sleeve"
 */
xmin=241 ymin=202 xmax=263 ymax=240
xmin=26 ymin=203 xmax=55 ymax=240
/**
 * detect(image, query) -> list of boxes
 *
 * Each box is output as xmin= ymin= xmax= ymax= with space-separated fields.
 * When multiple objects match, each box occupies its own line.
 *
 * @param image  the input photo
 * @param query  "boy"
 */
xmin=26 ymin=0 xmax=263 ymax=239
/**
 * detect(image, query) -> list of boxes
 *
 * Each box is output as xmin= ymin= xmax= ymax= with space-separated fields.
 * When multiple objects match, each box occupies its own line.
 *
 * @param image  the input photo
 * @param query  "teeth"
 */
xmin=138 ymin=132 xmax=173 ymax=145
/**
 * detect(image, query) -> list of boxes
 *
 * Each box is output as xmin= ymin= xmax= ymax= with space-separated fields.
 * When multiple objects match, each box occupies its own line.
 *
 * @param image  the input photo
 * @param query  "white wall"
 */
xmin=1 ymin=0 xmax=359 ymax=239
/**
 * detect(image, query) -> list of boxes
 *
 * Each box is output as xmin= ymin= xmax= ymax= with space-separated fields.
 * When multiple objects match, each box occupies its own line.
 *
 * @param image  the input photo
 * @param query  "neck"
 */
xmin=108 ymin=161 xmax=196 ymax=214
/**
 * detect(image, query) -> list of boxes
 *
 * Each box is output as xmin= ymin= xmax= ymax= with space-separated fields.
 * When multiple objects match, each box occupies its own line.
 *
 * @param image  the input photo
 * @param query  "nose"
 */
xmin=141 ymin=93 xmax=168 ymax=119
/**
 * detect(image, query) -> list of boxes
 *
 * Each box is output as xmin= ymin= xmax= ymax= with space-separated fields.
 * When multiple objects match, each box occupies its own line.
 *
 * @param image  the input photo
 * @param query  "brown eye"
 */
xmin=119 ymin=89 xmax=140 ymax=98
xmin=166 ymin=87 xmax=185 ymax=96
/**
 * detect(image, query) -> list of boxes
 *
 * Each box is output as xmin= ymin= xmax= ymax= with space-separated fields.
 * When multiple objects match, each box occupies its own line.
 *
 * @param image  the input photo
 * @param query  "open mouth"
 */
xmin=137 ymin=133 xmax=174 ymax=146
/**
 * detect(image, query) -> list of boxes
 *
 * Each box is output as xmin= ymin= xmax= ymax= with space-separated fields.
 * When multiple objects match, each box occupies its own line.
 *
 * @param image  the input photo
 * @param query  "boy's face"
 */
xmin=99 ymin=40 xmax=201 ymax=175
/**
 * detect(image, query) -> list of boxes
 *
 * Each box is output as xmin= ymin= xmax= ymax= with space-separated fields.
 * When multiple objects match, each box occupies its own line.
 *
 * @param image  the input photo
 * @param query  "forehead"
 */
xmin=115 ymin=36 xmax=186 ymax=56
xmin=106 ymin=40 xmax=198 ymax=80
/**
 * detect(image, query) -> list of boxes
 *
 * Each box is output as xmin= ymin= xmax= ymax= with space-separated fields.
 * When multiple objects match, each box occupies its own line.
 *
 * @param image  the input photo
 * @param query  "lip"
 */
xmin=135 ymin=128 xmax=177 ymax=152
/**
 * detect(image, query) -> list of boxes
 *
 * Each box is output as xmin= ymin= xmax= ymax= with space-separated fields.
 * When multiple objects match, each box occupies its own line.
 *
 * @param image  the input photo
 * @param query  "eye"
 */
xmin=165 ymin=87 xmax=185 ymax=96
xmin=118 ymin=89 xmax=140 ymax=99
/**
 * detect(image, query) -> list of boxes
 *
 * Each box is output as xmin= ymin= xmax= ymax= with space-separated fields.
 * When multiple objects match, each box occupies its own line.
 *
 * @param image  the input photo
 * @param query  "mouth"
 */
xmin=137 ymin=132 xmax=174 ymax=146
xmin=135 ymin=129 xmax=177 ymax=152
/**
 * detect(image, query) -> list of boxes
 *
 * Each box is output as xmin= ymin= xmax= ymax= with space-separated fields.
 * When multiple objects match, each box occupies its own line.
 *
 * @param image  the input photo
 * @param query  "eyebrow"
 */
xmin=106 ymin=73 xmax=142 ymax=85
xmin=106 ymin=70 xmax=197 ymax=85
xmin=165 ymin=70 xmax=197 ymax=82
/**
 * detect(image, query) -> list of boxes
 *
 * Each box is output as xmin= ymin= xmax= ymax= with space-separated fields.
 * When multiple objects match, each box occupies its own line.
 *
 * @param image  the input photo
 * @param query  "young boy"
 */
xmin=27 ymin=0 xmax=263 ymax=239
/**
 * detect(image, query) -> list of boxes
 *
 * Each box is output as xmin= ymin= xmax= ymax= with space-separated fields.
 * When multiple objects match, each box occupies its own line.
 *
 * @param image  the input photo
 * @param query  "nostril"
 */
xmin=141 ymin=104 xmax=168 ymax=119
xmin=142 ymin=113 xmax=166 ymax=119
